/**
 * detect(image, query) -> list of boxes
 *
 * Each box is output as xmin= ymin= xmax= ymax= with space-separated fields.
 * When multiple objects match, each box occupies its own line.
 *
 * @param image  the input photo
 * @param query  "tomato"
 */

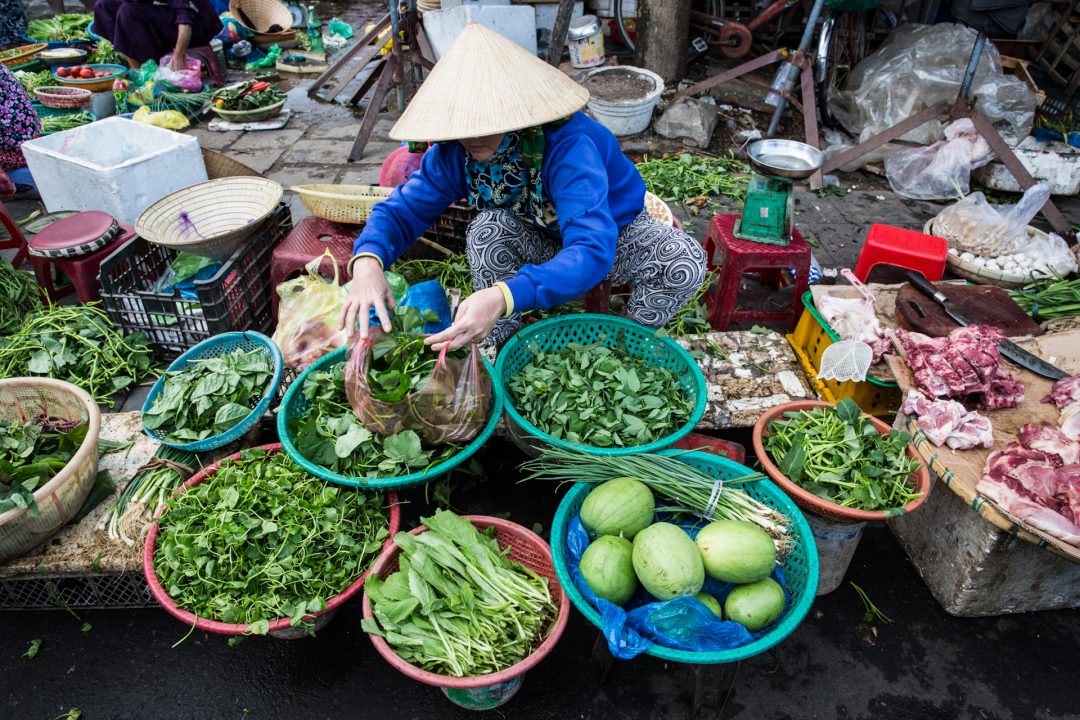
xmin=57 ymin=67 xmax=69 ymax=77
xmin=80 ymin=68 xmax=95 ymax=79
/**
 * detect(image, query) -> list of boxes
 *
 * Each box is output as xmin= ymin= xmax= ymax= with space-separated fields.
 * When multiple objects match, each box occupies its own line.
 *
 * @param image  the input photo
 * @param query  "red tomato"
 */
xmin=57 ymin=67 xmax=69 ymax=77
xmin=80 ymin=68 xmax=95 ymax=79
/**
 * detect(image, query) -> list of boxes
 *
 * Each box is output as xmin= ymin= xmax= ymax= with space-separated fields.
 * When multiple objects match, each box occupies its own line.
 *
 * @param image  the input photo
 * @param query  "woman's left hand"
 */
xmin=170 ymin=51 xmax=187 ymax=71
xmin=425 ymin=287 xmax=506 ymax=351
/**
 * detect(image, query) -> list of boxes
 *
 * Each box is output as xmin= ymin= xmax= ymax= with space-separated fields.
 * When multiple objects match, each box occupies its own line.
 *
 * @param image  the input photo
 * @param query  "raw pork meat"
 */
xmin=815 ymin=294 xmax=891 ymax=363
xmin=976 ymin=429 xmax=1080 ymax=547
xmin=1043 ymin=375 xmax=1080 ymax=440
xmin=898 ymin=326 xmax=1024 ymax=410
xmin=901 ymin=390 xmax=993 ymax=449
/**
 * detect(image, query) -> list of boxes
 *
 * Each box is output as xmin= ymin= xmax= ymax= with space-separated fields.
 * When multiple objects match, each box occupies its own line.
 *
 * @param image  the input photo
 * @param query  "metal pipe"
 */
xmin=390 ymin=0 xmax=405 ymax=111
xmin=958 ymin=31 xmax=987 ymax=100
xmin=765 ymin=0 xmax=827 ymax=134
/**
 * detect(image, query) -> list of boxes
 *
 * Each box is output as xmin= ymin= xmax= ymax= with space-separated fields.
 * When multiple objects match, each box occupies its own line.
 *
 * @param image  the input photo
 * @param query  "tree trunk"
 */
xmin=635 ymin=0 xmax=692 ymax=84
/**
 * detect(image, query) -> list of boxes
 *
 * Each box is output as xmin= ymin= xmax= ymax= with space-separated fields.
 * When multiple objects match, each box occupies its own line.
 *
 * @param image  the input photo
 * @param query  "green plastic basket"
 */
xmin=276 ymin=346 xmax=503 ymax=489
xmin=496 ymin=314 xmax=707 ymax=457
xmin=550 ymin=450 xmax=819 ymax=665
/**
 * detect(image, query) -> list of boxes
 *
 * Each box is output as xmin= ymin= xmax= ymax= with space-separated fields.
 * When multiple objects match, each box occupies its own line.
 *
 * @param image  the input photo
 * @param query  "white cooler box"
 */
xmin=22 ymin=117 xmax=208 ymax=226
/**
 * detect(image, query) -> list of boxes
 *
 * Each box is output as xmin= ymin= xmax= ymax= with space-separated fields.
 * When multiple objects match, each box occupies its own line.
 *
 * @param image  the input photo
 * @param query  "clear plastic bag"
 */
xmin=156 ymin=54 xmax=203 ymax=93
xmin=343 ymin=310 xmax=492 ymax=444
xmin=271 ymin=252 xmax=349 ymax=371
xmin=934 ymin=181 xmax=1051 ymax=256
xmin=885 ymin=118 xmax=994 ymax=200
xmin=831 ymin=24 xmax=1037 ymax=148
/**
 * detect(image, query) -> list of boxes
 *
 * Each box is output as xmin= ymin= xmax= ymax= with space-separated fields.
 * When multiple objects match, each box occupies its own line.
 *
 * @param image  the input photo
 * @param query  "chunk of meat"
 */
xmin=1020 ymin=424 xmax=1080 ymax=465
xmin=901 ymin=390 xmax=994 ymax=449
xmin=977 ymin=476 xmax=1080 ymax=546
xmin=1044 ymin=375 xmax=1080 ymax=409
xmin=1062 ymin=405 xmax=1080 ymax=442
xmin=898 ymin=326 xmax=1023 ymax=410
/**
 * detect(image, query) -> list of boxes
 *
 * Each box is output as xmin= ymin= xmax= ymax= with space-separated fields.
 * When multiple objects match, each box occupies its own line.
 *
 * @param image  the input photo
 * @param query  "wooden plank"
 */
xmin=349 ymin=55 xmax=398 ymax=162
xmin=307 ymin=13 xmax=391 ymax=98
xmin=545 ymin=0 xmax=577 ymax=66
xmin=325 ymin=44 xmax=383 ymax=102
xmin=348 ymin=55 xmax=388 ymax=106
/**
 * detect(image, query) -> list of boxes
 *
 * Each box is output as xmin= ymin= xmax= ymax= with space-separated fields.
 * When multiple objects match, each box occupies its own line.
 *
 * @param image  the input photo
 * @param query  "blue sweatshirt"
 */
xmin=352 ymin=112 xmax=646 ymax=313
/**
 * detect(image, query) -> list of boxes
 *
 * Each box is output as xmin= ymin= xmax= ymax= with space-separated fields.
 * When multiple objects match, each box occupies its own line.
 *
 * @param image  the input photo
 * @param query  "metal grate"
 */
xmin=0 ymin=572 xmax=154 ymax=611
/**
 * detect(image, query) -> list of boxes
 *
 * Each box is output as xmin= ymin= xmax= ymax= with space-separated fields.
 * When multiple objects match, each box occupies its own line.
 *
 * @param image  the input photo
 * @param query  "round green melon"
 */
xmin=581 ymin=535 xmax=638 ymax=605
xmin=724 ymin=578 xmax=785 ymax=632
xmin=579 ymin=477 xmax=655 ymax=540
xmin=695 ymin=520 xmax=777 ymax=584
xmin=695 ymin=592 xmax=723 ymax=619
xmin=631 ymin=522 xmax=704 ymax=601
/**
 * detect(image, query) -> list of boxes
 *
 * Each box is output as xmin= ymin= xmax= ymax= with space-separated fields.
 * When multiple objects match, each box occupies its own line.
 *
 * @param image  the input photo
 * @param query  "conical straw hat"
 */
xmin=390 ymin=22 xmax=590 ymax=142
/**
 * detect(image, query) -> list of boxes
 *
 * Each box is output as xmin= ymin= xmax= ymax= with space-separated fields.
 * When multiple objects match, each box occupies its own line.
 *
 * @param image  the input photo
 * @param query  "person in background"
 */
xmin=1 ymin=2 xmax=28 ymax=46
xmin=0 ymin=62 xmax=41 ymax=200
xmin=93 ymin=0 xmax=223 ymax=69
xmin=339 ymin=23 xmax=707 ymax=350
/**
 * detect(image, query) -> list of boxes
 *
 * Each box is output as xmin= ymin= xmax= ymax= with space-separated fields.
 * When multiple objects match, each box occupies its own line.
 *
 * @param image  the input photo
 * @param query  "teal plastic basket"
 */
xmin=549 ymin=450 xmax=819 ymax=664
xmin=141 ymin=331 xmax=284 ymax=452
xmin=496 ymin=314 xmax=707 ymax=457
xmin=276 ymin=346 xmax=504 ymax=489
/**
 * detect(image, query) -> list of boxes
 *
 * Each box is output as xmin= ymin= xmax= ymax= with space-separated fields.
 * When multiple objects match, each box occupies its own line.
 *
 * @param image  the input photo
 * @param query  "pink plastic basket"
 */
xmin=362 ymin=515 xmax=570 ymax=689
xmin=143 ymin=443 xmax=400 ymax=636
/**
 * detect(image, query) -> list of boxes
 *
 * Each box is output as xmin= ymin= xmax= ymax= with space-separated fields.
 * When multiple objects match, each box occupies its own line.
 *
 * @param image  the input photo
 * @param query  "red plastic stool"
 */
xmin=271 ymin=216 xmax=358 ymax=317
xmin=0 ymin=201 xmax=30 ymax=269
xmin=187 ymin=46 xmax=224 ymax=87
xmin=704 ymin=213 xmax=810 ymax=331
xmin=27 ymin=211 xmax=135 ymax=303
xmin=853 ymin=224 xmax=947 ymax=283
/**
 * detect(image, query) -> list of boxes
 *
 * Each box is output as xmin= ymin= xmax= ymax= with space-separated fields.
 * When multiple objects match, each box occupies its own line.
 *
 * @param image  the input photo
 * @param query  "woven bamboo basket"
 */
xmin=644 ymin=191 xmax=673 ymax=226
xmin=291 ymin=184 xmax=395 ymax=224
xmin=210 ymin=98 xmax=286 ymax=124
xmin=135 ymin=177 xmax=283 ymax=261
xmin=1 ymin=43 xmax=47 ymax=68
xmin=34 ymin=86 xmax=92 ymax=110
xmin=0 ymin=378 xmax=101 ymax=562
xmin=230 ymin=0 xmax=294 ymax=33
xmin=925 ymin=219 xmax=1073 ymax=289
xmin=201 ymin=148 xmax=260 ymax=179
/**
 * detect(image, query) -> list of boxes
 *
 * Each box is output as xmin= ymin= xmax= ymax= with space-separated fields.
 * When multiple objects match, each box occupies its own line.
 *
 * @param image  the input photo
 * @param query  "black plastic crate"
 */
xmin=98 ymin=204 xmax=292 ymax=359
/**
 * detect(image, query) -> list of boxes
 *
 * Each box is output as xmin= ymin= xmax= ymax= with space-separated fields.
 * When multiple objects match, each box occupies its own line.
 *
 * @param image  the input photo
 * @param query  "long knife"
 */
xmin=905 ymin=271 xmax=1068 ymax=381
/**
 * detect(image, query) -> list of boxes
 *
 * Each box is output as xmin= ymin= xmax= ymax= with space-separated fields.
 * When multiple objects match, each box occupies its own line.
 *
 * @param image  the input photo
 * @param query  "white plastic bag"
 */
xmin=933 ymin=181 xmax=1051 ymax=256
xmin=156 ymin=54 xmax=203 ymax=93
xmin=885 ymin=119 xmax=994 ymax=200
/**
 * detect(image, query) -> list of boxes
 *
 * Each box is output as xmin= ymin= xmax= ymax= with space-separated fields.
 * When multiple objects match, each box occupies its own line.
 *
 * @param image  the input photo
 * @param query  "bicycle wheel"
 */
xmin=816 ymin=9 xmax=867 ymax=127
xmin=614 ymin=0 xmax=635 ymax=51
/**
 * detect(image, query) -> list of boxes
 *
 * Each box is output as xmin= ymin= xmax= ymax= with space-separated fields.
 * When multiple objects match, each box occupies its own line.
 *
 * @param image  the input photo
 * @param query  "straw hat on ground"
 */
xmin=389 ymin=22 xmax=590 ymax=142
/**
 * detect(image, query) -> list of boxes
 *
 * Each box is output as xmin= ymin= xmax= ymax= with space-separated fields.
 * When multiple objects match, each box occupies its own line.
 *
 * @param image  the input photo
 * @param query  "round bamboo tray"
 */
xmin=291 ymin=184 xmax=394 ymax=224
xmin=34 ymin=86 xmax=92 ymax=110
xmin=1 ymin=43 xmax=48 ymax=68
xmin=210 ymin=99 xmax=286 ymax=123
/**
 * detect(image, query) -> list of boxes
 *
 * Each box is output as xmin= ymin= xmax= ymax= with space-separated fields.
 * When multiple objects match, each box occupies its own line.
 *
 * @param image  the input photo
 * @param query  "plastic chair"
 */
xmin=853 ymin=223 xmax=947 ymax=283
xmin=187 ymin=46 xmax=225 ymax=87
xmin=703 ymin=213 xmax=810 ymax=331
xmin=0 ymin=202 xmax=30 ymax=269
xmin=270 ymin=216 xmax=358 ymax=317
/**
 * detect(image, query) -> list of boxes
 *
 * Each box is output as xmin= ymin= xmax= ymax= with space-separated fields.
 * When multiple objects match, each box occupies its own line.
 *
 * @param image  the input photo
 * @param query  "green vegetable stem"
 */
xmin=0 ymin=257 xmax=41 ymax=335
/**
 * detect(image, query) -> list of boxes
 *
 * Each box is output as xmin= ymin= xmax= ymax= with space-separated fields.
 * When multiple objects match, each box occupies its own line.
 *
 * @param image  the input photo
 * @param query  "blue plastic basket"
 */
xmin=550 ymin=450 xmax=819 ymax=665
xmin=496 ymin=314 xmax=707 ymax=457
xmin=277 ymin=346 xmax=504 ymax=489
xmin=141 ymin=331 xmax=284 ymax=452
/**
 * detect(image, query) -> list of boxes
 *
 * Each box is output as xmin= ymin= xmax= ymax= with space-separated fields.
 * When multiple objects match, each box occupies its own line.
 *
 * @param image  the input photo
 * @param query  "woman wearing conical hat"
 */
xmin=340 ymin=23 xmax=707 ymax=350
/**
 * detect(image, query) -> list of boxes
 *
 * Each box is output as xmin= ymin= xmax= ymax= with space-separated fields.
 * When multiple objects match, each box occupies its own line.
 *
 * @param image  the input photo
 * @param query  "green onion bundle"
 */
xmin=1010 ymin=275 xmax=1080 ymax=322
xmin=98 ymin=446 xmax=198 ymax=545
xmin=521 ymin=449 xmax=794 ymax=557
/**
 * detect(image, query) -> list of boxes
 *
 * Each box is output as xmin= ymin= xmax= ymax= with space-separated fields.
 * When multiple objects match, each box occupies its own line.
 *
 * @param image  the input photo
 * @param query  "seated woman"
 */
xmin=93 ymin=0 xmax=223 ymax=70
xmin=341 ymin=22 xmax=707 ymax=351
xmin=0 ymin=63 xmax=41 ymax=199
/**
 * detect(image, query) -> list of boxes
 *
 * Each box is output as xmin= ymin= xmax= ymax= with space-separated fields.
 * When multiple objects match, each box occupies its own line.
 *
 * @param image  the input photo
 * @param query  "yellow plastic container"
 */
xmin=786 ymin=291 xmax=901 ymax=417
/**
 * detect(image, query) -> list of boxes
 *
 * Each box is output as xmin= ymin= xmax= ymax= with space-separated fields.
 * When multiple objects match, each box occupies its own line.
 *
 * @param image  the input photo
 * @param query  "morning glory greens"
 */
xmin=0 ymin=416 xmax=88 ymax=517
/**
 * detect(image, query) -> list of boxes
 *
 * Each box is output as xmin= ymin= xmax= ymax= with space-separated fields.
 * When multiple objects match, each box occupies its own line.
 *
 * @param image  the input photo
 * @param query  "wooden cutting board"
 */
xmin=895 ymin=283 xmax=1043 ymax=337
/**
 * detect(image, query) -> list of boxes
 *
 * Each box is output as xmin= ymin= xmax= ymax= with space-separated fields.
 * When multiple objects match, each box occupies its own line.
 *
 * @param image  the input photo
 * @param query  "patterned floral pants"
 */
xmin=466 ymin=209 xmax=707 ymax=346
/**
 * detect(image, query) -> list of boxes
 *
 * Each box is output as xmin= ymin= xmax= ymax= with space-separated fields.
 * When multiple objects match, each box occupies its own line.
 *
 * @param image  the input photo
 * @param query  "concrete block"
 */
xmin=654 ymin=97 xmax=718 ymax=149
xmin=973 ymin=142 xmax=1080 ymax=196
xmin=423 ymin=5 xmax=538 ymax=59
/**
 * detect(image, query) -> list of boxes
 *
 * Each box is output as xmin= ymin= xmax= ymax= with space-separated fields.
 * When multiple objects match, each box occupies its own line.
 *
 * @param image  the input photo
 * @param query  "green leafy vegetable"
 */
xmin=392 ymin=254 xmax=474 ymax=297
xmin=14 ymin=70 xmax=55 ymax=94
xmin=636 ymin=152 xmax=751 ymax=208
xmin=290 ymin=363 xmax=457 ymax=477
xmin=0 ymin=303 xmax=153 ymax=405
xmin=0 ymin=257 xmax=41 ymax=335
xmin=23 ymin=639 xmax=41 ymax=658
xmin=153 ymin=449 xmax=390 ymax=633
xmin=88 ymin=39 xmax=124 ymax=65
xmin=763 ymin=398 xmax=922 ymax=511
xmin=509 ymin=343 xmax=694 ymax=448
xmin=362 ymin=510 xmax=557 ymax=677
xmin=211 ymin=80 xmax=286 ymax=111
xmin=39 ymin=111 xmax=96 ymax=134
xmin=0 ymin=415 xmax=87 ymax=517
xmin=143 ymin=348 xmax=272 ymax=443
xmin=666 ymin=270 xmax=715 ymax=337
xmin=26 ymin=14 xmax=92 ymax=41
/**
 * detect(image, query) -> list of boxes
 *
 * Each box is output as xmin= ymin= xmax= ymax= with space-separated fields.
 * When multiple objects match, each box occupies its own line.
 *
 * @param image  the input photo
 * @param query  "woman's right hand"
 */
xmin=339 ymin=257 xmax=395 ymax=339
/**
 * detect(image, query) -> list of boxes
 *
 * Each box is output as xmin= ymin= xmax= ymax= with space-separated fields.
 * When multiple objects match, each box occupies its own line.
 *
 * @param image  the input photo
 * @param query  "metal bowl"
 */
xmin=746 ymin=139 xmax=825 ymax=180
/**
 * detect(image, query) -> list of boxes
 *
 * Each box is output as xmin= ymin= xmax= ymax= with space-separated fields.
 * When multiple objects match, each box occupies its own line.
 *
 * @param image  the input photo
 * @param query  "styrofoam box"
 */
xmin=424 ymin=5 xmax=537 ymax=59
xmin=22 ymin=117 xmax=208 ymax=226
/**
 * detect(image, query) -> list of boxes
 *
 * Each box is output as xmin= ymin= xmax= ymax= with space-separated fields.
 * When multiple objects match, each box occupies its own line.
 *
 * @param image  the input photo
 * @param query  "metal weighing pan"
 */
xmin=747 ymin=139 xmax=825 ymax=180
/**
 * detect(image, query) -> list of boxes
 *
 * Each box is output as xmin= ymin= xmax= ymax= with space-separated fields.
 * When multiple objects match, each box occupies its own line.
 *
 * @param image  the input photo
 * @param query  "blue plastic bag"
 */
xmin=368 ymin=277 xmax=452 ymax=335
xmin=566 ymin=515 xmax=789 ymax=659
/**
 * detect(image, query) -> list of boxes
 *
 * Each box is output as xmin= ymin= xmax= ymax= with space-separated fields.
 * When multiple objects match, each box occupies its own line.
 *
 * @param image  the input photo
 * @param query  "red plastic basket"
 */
xmin=752 ymin=400 xmax=931 ymax=522
xmin=362 ymin=516 xmax=569 ymax=689
xmin=143 ymin=443 xmax=400 ymax=636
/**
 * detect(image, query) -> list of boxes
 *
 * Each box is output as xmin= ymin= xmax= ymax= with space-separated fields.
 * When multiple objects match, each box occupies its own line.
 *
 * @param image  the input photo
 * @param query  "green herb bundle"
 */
xmin=0 ymin=304 xmax=153 ymax=405
xmin=0 ymin=416 xmax=87 ymax=517
xmin=392 ymin=255 xmax=474 ymax=297
xmin=763 ymin=399 xmax=922 ymax=511
xmin=636 ymin=153 xmax=750 ymax=204
xmin=509 ymin=343 xmax=694 ymax=448
xmin=1010 ymin=275 xmax=1080 ymax=322
xmin=292 ymin=363 xmax=458 ymax=478
xmin=0 ymin=258 xmax=41 ymax=335
xmin=99 ymin=445 xmax=196 ymax=545
xmin=39 ymin=111 xmax=96 ymax=134
xmin=143 ymin=348 xmax=272 ymax=443
xmin=14 ymin=70 xmax=55 ymax=94
xmin=87 ymin=39 xmax=124 ymax=65
xmin=154 ymin=448 xmax=390 ymax=633
xmin=362 ymin=510 xmax=557 ymax=677
xmin=26 ymin=14 xmax=92 ymax=41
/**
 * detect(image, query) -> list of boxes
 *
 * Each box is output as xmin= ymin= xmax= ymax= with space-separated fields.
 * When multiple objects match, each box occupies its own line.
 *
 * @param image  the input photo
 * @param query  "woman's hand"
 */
xmin=172 ymin=23 xmax=192 ymax=71
xmin=425 ymin=287 xmax=506 ymax=352
xmin=170 ymin=51 xmax=188 ymax=71
xmin=339 ymin=257 xmax=395 ymax=339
